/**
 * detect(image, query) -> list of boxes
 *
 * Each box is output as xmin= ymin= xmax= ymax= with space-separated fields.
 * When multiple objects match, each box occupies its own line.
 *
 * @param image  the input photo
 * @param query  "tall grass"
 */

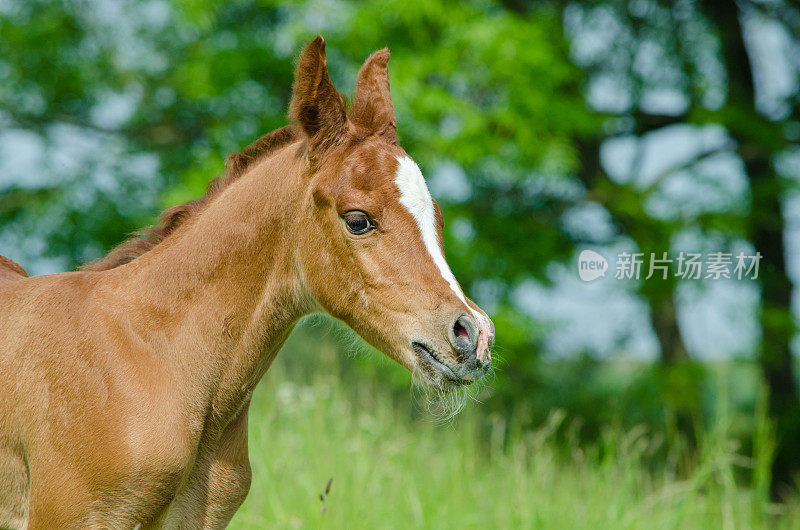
xmin=229 ymin=325 xmax=800 ymax=528
xmin=230 ymin=374 xmax=800 ymax=528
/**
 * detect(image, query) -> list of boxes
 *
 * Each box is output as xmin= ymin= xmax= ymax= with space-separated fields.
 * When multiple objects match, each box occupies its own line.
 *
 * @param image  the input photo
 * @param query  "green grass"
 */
xmin=229 ymin=345 xmax=800 ymax=529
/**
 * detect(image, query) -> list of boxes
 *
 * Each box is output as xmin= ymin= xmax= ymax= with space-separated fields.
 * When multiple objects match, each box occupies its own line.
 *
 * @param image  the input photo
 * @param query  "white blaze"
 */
xmin=394 ymin=156 xmax=492 ymax=362
xmin=394 ymin=156 xmax=472 ymax=311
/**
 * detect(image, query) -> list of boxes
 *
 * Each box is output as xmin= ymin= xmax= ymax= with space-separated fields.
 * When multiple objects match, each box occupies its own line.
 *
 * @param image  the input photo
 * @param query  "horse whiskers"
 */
xmin=409 ymin=370 xmax=474 ymax=423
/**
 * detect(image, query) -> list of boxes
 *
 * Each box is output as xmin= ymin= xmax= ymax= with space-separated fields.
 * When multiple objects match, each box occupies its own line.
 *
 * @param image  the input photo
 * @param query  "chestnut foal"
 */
xmin=0 ymin=37 xmax=493 ymax=528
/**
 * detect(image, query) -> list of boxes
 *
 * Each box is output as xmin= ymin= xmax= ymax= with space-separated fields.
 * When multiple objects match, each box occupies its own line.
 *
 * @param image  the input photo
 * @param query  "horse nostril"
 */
xmin=451 ymin=314 xmax=477 ymax=360
xmin=454 ymin=320 xmax=469 ymax=341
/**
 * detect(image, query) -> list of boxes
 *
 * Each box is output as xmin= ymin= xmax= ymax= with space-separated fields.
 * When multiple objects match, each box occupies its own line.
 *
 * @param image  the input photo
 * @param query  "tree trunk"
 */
xmin=576 ymin=134 xmax=700 ymax=443
xmin=748 ymin=149 xmax=800 ymax=492
xmin=700 ymin=0 xmax=800 ymax=492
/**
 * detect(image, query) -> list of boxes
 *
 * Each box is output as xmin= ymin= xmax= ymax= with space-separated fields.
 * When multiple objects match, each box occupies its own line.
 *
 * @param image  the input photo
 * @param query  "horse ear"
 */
xmin=289 ymin=36 xmax=347 ymax=150
xmin=351 ymin=48 xmax=396 ymax=140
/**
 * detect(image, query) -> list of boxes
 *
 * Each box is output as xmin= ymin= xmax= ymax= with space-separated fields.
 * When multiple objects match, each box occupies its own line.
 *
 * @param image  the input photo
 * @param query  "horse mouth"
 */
xmin=411 ymin=342 xmax=470 ymax=386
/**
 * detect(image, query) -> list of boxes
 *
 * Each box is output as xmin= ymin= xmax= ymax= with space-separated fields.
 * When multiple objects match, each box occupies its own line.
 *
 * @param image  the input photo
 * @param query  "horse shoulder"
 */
xmin=2 ymin=272 xmax=200 ymax=525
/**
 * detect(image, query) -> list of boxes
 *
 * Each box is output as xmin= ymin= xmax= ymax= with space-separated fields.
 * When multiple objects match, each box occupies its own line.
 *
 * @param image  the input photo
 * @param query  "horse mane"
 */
xmin=82 ymin=124 xmax=301 ymax=272
xmin=0 ymin=255 xmax=28 ymax=279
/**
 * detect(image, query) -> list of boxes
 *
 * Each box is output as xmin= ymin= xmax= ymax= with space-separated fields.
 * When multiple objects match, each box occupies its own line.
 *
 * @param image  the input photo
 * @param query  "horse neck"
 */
xmin=103 ymin=143 xmax=313 ymax=416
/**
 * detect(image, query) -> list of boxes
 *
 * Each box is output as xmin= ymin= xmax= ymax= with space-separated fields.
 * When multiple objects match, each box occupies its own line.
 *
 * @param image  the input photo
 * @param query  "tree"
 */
xmin=561 ymin=0 xmax=800 ymax=488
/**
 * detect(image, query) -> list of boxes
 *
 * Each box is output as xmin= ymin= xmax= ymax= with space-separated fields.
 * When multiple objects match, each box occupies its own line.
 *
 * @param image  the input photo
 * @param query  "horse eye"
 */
xmin=344 ymin=212 xmax=375 ymax=235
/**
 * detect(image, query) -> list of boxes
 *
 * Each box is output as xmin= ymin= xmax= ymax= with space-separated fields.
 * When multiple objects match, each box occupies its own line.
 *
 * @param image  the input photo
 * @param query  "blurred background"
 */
xmin=2 ymin=0 xmax=800 ymax=527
